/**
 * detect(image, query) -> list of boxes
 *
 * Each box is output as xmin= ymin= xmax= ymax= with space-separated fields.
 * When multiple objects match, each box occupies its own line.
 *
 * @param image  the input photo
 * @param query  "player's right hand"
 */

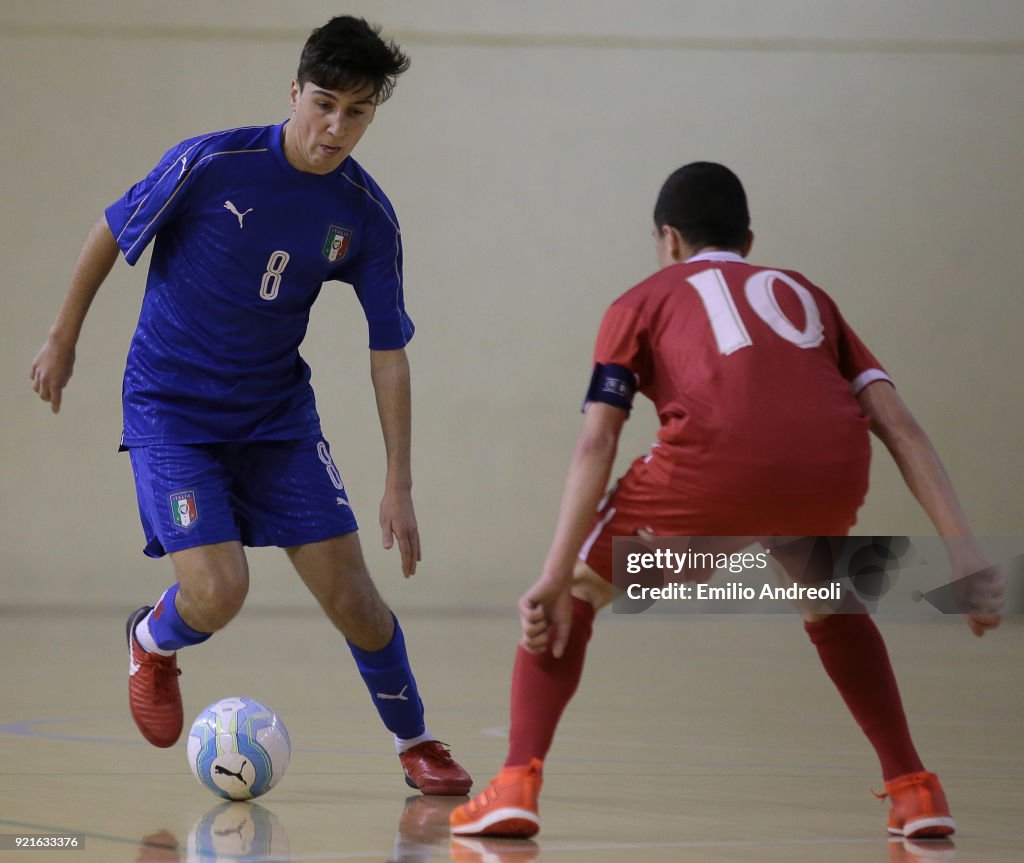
xmin=30 ymin=336 xmax=76 ymax=414
xmin=961 ymin=567 xmax=1004 ymax=637
xmin=518 ymin=576 xmax=573 ymax=658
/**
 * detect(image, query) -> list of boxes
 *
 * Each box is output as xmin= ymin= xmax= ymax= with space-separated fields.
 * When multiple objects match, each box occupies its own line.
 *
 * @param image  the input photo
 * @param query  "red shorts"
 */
xmin=579 ymin=447 xmax=867 ymax=582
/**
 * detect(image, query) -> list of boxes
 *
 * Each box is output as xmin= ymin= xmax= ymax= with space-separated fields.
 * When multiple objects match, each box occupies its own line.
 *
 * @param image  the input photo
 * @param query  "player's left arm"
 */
xmin=369 ymin=346 xmax=420 ymax=578
xmin=858 ymin=380 xmax=1003 ymax=636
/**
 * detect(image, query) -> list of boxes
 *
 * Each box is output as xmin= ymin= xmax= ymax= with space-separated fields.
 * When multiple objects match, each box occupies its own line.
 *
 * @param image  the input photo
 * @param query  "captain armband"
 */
xmin=582 ymin=363 xmax=638 ymax=413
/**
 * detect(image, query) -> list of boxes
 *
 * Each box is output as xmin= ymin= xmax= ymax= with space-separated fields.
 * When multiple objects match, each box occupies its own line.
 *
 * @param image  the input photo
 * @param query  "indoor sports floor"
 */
xmin=1 ymin=609 xmax=1021 ymax=863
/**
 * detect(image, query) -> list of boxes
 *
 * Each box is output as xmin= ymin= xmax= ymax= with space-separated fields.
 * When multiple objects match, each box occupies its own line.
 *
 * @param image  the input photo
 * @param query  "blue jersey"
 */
xmin=106 ymin=122 xmax=414 ymax=447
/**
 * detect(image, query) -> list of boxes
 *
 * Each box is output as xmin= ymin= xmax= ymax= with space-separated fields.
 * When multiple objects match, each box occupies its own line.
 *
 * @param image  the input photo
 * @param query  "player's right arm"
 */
xmin=30 ymin=215 xmax=120 ymax=413
xmin=522 ymin=301 xmax=645 ymax=659
xmin=32 ymin=132 xmax=209 ymax=414
xmin=521 ymin=401 xmax=628 ymax=658
xmin=857 ymin=380 xmax=1003 ymax=636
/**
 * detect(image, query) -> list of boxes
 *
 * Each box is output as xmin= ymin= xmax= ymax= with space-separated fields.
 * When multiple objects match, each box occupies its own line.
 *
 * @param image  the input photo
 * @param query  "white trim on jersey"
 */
xmin=115 ymin=133 xmax=220 ymax=244
xmin=123 ymin=148 xmax=268 ymax=262
xmin=848 ymin=368 xmax=893 ymax=395
xmin=339 ymin=172 xmax=404 ymax=328
xmin=339 ymin=173 xmax=399 ymax=233
xmin=116 ymin=127 xmax=267 ymax=261
xmin=579 ymin=505 xmax=617 ymax=563
xmin=685 ymin=250 xmax=747 ymax=265
xmin=642 ymin=441 xmax=661 ymax=463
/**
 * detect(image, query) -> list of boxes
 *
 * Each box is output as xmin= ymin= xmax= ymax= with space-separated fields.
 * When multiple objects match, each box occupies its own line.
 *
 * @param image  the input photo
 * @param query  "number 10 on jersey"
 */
xmin=687 ymin=267 xmax=825 ymax=355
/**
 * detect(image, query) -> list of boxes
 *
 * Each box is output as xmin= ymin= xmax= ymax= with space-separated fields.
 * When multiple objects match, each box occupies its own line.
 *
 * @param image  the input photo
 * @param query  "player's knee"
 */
xmin=181 ymin=568 xmax=249 ymax=630
xmin=571 ymin=562 xmax=613 ymax=612
xmin=323 ymin=570 xmax=391 ymax=640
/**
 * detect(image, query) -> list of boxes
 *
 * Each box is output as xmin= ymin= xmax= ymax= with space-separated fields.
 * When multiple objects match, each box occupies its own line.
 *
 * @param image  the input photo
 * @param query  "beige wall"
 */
xmin=3 ymin=1 xmax=1022 ymax=612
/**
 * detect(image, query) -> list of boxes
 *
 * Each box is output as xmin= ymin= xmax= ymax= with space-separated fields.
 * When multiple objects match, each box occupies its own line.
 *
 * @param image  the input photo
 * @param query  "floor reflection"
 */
xmin=448 ymin=835 xmax=541 ymax=862
xmin=134 ymin=801 xmax=289 ymax=863
xmin=391 ymin=794 xmax=466 ymax=861
xmin=888 ymin=836 xmax=956 ymax=862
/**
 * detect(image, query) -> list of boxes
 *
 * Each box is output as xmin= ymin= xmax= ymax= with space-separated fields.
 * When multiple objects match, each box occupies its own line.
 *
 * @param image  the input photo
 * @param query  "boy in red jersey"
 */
xmin=451 ymin=162 xmax=1001 ymax=839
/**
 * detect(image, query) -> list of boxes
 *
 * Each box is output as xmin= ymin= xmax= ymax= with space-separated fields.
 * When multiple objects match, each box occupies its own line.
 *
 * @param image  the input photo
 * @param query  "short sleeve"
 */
xmin=593 ymin=301 xmax=650 ymax=386
xmin=344 ymin=206 xmax=414 ymax=350
xmin=104 ymin=138 xmax=200 ymax=266
xmin=831 ymin=301 xmax=893 ymax=394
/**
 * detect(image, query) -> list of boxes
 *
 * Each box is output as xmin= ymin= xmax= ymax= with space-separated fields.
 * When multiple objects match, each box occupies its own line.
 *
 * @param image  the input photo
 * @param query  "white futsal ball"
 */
xmin=187 ymin=697 xmax=291 ymax=800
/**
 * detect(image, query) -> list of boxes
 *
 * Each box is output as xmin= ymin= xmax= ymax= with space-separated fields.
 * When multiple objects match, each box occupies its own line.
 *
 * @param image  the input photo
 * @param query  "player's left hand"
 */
xmin=518 ymin=575 xmax=574 ymax=658
xmin=949 ymin=548 xmax=1005 ymax=638
xmin=380 ymin=487 xmax=420 ymax=577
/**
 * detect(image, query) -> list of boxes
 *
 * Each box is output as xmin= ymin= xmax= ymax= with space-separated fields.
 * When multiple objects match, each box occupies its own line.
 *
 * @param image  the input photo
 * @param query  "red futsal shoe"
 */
xmin=399 ymin=740 xmax=472 ymax=795
xmin=449 ymin=759 xmax=543 ymax=838
xmin=126 ymin=606 xmax=183 ymax=748
xmin=877 ymin=771 xmax=956 ymax=838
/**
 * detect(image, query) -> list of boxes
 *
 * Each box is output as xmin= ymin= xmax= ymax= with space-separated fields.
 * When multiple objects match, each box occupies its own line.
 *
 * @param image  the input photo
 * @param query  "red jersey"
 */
xmin=593 ymin=251 xmax=891 ymax=503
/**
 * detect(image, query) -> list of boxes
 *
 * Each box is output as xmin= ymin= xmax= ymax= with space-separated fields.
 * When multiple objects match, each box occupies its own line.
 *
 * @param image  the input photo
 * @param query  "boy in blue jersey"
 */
xmin=30 ymin=15 xmax=471 ymax=796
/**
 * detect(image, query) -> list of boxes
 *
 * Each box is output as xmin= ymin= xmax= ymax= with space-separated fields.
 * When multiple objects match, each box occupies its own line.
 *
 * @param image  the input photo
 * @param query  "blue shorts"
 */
xmin=127 ymin=438 xmax=359 ymax=558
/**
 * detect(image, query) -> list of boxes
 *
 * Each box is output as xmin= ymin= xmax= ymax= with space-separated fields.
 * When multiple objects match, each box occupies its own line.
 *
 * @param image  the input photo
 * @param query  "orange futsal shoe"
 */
xmin=449 ymin=759 xmax=543 ymax=838
xmin=877 ymin=771 xmax=956 ymax=839
xmin=126 ymin=606 xmax=183 ymax=748
xmin=400 ymin=740 xmax=473 ymax=795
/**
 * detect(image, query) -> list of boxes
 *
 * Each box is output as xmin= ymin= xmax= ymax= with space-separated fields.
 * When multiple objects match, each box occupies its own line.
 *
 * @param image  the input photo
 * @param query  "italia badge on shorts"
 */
xmin=322 ymin=225 xmax=352 ymax=262
xmin=169 ymin=491 xmax=199 ymax=529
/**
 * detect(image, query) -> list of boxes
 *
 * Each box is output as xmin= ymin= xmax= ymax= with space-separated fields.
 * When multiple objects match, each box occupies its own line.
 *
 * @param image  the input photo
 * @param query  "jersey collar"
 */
xmin=271 ymin=120 xmax=349 ymax=184
xmin=684 ymin=250 xmax=747 ymax=264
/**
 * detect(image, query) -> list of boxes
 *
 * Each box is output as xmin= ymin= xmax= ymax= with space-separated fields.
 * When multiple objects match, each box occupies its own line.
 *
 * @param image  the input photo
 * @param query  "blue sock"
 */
xmin=145 ymin=584 xmax=213 ymax=651
xmin=348 ymin=614 xmax=426 ymax=740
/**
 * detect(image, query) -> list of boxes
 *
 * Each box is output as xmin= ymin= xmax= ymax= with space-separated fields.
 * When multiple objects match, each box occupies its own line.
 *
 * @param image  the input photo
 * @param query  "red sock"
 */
xmin=805 ymin=612 xmax=925 ymax=781
xmin=505 ymin=596 xmax=595 ymax=767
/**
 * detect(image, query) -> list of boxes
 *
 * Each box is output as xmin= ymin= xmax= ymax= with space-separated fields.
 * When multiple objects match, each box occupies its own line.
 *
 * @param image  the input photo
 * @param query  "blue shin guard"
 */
xmin=146 ymin=584 xmax=212 ymax=650
xmin=348 ymin=614 xmax=426 ymax=740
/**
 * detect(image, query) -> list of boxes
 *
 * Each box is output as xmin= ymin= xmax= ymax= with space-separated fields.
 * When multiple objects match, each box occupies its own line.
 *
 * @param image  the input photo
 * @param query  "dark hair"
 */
xmin=653 ymin=162 xmax=750 ymax=251
xmin=297 ymin=16 xmax=410 ymax=104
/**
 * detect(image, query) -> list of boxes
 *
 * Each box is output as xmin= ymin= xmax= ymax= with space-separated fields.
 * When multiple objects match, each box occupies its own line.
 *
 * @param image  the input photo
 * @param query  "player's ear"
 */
xmin=740 ymin=230 xmax=754 ymax=258
xmin=666 ymin=226 xmax=686 ymax=262
xmin=289 ymin=79 xmax=301 ymax=112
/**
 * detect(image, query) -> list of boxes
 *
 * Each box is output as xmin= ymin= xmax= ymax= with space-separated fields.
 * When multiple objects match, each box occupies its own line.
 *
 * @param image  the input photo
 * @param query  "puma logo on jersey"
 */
xmin=376 ymin=685 xmax=409 ymax=701
xmin=224 ymin=200 xmax=253 ymax=228
xmin=177 ymin=155 xmax=188 ymax=177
